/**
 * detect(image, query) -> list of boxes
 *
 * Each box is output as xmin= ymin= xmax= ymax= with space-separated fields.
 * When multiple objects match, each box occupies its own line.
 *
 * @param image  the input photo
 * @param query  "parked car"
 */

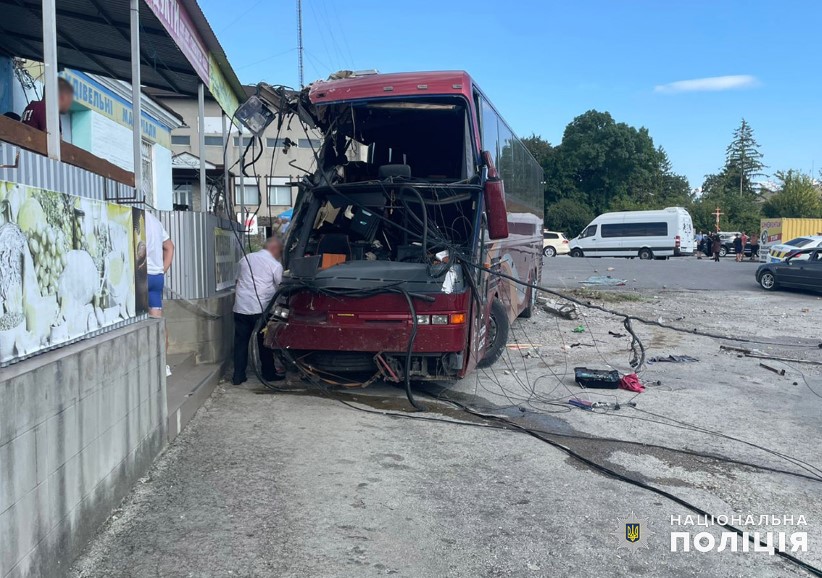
xmin=764 ymin=235 xmax=822 ymax=263
xmin=717 ymin=232 xmax=740 ymax=257
xmin=756 ymin=249 xmax=822 ymax=292
xmin=543 ymin=230 xmax=569 ymax=257
xmin=569 ymin=207 xmax=695 ymax=259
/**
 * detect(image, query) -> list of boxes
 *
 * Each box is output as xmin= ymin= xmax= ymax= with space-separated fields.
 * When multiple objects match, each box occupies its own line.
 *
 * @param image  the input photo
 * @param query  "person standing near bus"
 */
xmin=733 ymin=234 xmax=744 ymax=262
xmin=711 ymin=234 xmax=722 ymax=262
xmin=232 ymin=237 xmax=284 ymax=385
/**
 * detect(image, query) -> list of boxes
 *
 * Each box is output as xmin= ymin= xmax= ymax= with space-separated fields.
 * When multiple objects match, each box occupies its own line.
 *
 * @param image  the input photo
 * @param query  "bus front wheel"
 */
xmin=478 ymin=300 xmax=509 ymax=369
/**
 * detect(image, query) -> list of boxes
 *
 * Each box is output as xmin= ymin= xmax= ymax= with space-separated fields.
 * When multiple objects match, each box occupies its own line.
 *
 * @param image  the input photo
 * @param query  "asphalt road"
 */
xmin=542 ymin=255 xmax=764 ymax=292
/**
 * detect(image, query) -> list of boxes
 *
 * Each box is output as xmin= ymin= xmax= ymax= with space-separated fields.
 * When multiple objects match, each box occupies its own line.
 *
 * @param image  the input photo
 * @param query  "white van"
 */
xmin=569 ymin=207 xmax=695 ymax=259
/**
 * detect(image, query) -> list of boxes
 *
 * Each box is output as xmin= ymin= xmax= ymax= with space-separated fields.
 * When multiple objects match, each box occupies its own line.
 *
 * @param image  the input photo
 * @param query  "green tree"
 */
xmin=693 ymin=171 xmax=762 ymax=233
xmin=762 ymin=170 xmax=822 ymax=218
xmin=521 ymin=134 xmax=554 ymax=169
xmin=544 ymin=198 xmax=594 ymax=237
xmin=725 ymin=118 xmax=766 ymax=196
xmin=541 ymin=110 xmax=690 ymax=215
xmin=692 ymin=120 xmax=767 ymax=233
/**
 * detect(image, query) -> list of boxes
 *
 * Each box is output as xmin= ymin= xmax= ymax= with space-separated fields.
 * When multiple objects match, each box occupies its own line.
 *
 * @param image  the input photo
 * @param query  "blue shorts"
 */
xmin=147 ymin=274 xmax=164 ymax=309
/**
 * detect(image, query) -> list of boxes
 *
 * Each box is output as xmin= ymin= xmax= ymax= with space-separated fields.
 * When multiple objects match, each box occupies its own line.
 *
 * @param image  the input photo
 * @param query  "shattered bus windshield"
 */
xmin=286 ymin=96 xmax=479 ymax=269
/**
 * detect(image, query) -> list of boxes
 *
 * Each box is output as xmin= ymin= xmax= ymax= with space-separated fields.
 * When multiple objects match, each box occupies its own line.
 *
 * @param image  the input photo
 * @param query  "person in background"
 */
xmin=700 ymin=234 xmax=712 ymax=258
xmin=733 ymin=234 xmax=743 ymax=262
xmin=696 ymin=231 xmax=704 ymax=259
xmin=21 ymin=77 xmax=74 ymax=132
xmin=712 ymin=233 xmax=722 ymax=262
xmin=145 ymin=211 xmax=175 ymax=375
xmin=750 ymin=233 xmax=760 ymax=261
xmin=232 ymin=236 xmax=284 ymax=385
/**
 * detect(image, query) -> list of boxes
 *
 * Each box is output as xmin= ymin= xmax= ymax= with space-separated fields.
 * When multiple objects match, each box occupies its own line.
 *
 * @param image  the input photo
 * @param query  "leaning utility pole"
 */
xmin=296 ymin=0 xmax=304 ymax=88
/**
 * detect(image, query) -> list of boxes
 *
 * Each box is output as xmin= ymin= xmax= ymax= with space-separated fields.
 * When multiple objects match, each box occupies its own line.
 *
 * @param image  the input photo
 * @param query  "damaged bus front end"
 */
xmin=250 ymin=71 xmax=543 ymax=386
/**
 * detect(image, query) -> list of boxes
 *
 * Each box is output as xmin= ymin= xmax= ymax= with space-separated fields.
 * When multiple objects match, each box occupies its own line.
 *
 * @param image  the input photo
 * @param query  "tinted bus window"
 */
xmin=481 ymin=99 xmax=499 ymax=167
xmin=478 ymin=93 xmax=543 ymax=217
xmin=602 ymin=222 xmax=668 ymax=237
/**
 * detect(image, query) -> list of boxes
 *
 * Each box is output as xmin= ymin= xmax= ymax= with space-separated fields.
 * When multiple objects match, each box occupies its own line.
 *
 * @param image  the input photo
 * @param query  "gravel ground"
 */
xmin=70 ymin=258 xmax=822 ymax=577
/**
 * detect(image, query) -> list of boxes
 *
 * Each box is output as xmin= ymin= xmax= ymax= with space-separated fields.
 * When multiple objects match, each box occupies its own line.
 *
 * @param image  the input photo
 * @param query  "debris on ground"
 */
xmin=568 ymin=397 xmax=594 ymax=410
xmin=580 ymin=275 xmax=627 ymax=286
xmin=608 ymin=331 xmax=626 ymax=338
xmin=541 ymin=300 xmax=579 ymax=320
xmin=619 ymin=373 xmax=645 ymax=393
xmin=647 ymin=355 xmax=699 ymax=364
xmin=759 ymin=362 xmax=786 ymax=376
xmin=572 ymin=325 xmax=586 ymax=333
xmin=574 ymin=367 xmax=620 ymax=389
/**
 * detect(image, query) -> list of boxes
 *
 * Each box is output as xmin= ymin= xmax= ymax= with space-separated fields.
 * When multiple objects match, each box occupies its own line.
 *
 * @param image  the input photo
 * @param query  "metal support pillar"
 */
xmin=198 ymin=83 xmax=207 ymax=212
xmin=42 ymin=0 xmax=60 ymax=160
xmin=237 ymin=124 xmax=245 ymax=221
xmin=130 ymin=0 xmax=143 ymax=197
xmin=222 ymin=112 xmax=229 ymax=215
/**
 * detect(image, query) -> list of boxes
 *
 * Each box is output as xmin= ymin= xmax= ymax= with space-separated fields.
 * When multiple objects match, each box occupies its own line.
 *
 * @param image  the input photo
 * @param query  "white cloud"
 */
xmin=654 ymin=75 xmax=759 ymax=94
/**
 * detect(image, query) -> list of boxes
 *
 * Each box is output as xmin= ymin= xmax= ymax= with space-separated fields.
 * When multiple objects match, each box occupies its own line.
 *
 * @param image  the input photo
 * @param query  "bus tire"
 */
xmin=638 ymin=248 xmax=654 ymax=260
xmin=570 ymin=248 xmax=584 ymax=258
xmin=478 ymin=299 xmax=509 ymax=368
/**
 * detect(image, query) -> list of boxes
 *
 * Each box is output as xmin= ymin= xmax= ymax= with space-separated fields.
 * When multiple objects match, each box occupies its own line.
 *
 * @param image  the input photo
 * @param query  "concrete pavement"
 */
xmin=70 ymin=260 xmax=822 ymax=577
xmin=70 ymin=383 xmax=802 ymax=577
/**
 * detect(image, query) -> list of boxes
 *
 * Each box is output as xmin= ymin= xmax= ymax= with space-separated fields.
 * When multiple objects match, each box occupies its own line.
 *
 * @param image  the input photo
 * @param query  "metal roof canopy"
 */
xmin=0 ymin=0 xmax=245 ymax=101
xmin=0 ymin=0 xmax=242 ymax=209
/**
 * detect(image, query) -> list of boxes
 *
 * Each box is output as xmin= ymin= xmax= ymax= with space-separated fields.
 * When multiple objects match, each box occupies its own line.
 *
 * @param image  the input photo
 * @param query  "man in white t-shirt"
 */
xmin=145 ymin=212 xmax=174 ymax=377
xmin=232 ymin=236 xmax=284 ymax=385
xmin=145 ymin=212 xmax=175 ymax=317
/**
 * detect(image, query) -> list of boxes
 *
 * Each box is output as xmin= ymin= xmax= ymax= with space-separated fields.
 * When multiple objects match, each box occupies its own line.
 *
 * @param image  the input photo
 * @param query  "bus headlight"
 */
xmin=431 ymin=315 xmax=449 ymax=325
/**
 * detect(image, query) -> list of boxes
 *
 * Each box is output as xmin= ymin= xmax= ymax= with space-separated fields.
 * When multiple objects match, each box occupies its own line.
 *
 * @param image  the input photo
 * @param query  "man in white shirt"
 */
xmin=145 ymin=211 xmax=174 ymax=317
xmin=145 ymin=211 xmax=175 ymax=377
xmin=233 ymin=236 xmax=284 ymax=385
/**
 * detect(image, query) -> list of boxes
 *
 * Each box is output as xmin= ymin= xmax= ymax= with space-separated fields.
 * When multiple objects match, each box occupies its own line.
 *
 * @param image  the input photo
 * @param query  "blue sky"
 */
xmin=201 ymin=0 xmax=820 ymax=189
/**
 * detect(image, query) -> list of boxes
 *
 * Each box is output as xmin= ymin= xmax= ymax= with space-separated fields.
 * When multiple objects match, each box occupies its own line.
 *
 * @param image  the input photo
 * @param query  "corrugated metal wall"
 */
xmin=157 ymin=210 xmax=240 ymax=300
xmin=0 ymin=142 xmax=135 ymax=201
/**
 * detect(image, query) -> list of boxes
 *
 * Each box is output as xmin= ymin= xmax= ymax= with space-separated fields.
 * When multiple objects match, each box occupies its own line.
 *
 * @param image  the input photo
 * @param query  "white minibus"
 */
xmin=569 ymin=207 xmax=695 ymax=259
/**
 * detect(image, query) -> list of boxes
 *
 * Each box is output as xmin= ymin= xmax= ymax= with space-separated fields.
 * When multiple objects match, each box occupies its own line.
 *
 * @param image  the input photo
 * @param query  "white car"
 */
xmin=542 ymin=230 xmax=570 ymax=257
xmin=765 ymin=236 xmax=822 ymax=263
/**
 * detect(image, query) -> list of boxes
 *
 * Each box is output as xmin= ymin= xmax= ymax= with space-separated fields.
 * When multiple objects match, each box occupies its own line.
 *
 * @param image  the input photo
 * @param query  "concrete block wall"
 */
xmin=165 ymin=292 xmax=235 ymax=366
xmin=0 ymin=319 xmax=167 ymax=578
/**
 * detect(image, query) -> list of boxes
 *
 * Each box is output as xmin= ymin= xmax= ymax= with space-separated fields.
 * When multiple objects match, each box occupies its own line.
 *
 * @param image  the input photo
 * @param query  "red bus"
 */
xmin=263 ymin=71 xmax=543 ymax=387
